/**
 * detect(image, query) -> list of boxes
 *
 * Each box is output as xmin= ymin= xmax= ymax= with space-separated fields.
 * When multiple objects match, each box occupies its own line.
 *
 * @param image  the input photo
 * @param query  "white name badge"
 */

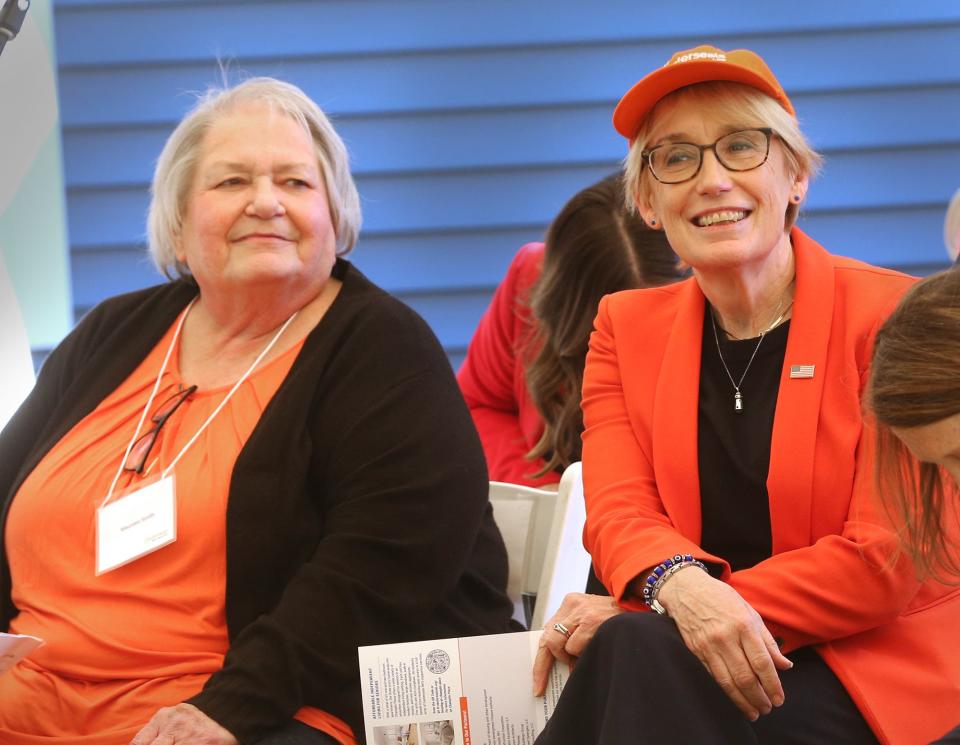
xmin=96 ymin=475 xmax=177 ymax=574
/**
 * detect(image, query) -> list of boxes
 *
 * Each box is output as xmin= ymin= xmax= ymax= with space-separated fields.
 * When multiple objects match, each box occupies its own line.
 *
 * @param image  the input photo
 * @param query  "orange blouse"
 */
xmin=0 ymin=311 xmax=353 ymax=745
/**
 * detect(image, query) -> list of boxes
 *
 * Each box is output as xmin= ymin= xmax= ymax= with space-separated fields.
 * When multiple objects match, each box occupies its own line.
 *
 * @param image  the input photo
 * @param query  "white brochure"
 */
xmin=358 ymin=630 xmax=568 ymax=745
xmin=0 ymin=632 xmax=43 ymax=674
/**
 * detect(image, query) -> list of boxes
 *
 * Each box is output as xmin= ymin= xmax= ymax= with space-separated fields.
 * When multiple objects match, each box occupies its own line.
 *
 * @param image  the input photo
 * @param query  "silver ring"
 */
xmin=552 ymin=621 xmax=571 ymax=638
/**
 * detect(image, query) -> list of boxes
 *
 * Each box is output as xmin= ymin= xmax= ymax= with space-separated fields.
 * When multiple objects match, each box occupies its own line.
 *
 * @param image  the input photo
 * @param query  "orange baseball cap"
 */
xmin=612 ymin=44 xmax=795 ymax=141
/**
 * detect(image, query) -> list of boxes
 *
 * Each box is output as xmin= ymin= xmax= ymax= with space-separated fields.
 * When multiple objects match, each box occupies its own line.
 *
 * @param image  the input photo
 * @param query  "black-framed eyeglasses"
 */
xmin=641 ymin=128 xmax=775 ymax=184
xmin=123 ymin=384 xmax=198 ymax=474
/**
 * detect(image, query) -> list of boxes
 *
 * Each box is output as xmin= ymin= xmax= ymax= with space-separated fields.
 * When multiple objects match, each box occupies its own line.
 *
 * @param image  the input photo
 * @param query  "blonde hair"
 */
xmin=147 ymin=77 xmax=361 ymax=278
xmin=623 ymin=82 xmax=822 ymax=231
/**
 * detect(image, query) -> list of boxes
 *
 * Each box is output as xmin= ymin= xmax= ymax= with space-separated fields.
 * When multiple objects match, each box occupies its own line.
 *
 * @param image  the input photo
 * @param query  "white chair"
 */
xmin=531 ymin=461 xmax=591 ymax=629
xmin=488 ymin=462 xmax=592 ymax=629
xmin=0 ymin=256 xmax=34 ymax=430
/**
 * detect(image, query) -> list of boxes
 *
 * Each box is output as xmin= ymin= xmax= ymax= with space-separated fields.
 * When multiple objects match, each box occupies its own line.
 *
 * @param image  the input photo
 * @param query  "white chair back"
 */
xmin=488 ymin=479 xmax=556 ymax=626
xmin=530 ymin=461 xmax=592 ymax=629
xmin=488 ymin=462 xmax=592 ymax=629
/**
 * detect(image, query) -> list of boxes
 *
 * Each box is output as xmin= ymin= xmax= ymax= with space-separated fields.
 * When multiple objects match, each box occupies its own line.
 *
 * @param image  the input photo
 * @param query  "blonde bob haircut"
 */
xmin=148 ymin=77 xmax=362 ymax=279
xmin=623 ymin=81 xmax=822 ymax=232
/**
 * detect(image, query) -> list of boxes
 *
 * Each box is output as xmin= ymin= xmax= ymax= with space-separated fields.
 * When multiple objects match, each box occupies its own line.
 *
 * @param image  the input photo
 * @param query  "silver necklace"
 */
xmin=710 ymin=300 xmax=792 ymax=414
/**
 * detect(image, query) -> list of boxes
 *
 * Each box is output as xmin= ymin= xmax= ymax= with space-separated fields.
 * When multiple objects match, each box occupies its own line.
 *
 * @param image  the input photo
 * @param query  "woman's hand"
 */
xmin=532 ymin=592 xmax=623 ymax=696
xmin=657 ymin=567 xmax=792 ymax=721
xmin=130 ymin=704 xmax=238 ymax=745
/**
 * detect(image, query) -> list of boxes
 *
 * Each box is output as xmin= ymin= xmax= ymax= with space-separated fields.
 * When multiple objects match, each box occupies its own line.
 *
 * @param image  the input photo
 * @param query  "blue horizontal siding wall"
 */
xmin=54 ymin=0 xmax=960 ymax=366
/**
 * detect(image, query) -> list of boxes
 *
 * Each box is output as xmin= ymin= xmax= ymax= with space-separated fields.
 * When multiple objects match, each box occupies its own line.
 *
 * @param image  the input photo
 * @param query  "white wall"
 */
xmin=0 ymin=0 xmax=72 ymax=356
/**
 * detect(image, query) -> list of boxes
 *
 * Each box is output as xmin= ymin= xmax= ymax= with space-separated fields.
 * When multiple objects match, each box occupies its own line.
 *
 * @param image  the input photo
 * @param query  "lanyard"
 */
xmin=101 ymin=299 xmax=298 ymax=509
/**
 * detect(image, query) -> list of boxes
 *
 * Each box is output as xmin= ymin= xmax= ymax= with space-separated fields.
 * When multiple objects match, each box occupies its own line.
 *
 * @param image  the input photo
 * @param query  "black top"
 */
xmin=698 ymin=309 xmax=790 ymax=572
xmin=0 ymin=259 xmax=516 ymax=743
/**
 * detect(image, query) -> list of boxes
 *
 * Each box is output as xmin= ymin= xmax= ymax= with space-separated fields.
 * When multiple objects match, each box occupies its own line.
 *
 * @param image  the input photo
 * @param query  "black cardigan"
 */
xmin=0 ymin=259 xmax=515 ymax=743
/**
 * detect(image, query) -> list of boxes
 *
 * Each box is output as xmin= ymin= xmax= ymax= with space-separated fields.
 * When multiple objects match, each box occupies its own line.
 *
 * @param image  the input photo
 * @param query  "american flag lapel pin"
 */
xmin=789 ymin=364 xmax=815 ymax=379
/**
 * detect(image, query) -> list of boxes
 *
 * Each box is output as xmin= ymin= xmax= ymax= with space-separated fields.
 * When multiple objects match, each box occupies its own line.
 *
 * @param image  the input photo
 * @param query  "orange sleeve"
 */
xmin=581 ymin=295 xmax=727 ymax=608
xmin=728 ymin=388 xmax=921 ymax=652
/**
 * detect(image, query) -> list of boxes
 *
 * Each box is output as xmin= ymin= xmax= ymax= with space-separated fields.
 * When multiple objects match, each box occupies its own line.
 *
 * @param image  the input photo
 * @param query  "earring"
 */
xmin=792 ymin=194 xmax=802 ymax=203
xmin=649 ymin=217 xmax=657 ymax=226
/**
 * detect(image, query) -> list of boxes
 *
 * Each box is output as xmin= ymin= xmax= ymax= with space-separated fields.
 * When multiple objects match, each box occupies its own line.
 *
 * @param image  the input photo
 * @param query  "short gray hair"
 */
xmin=147 ymin=77 xmax=362 ymax=278
xmin=623 ymin=81 xmax=822 ymax=232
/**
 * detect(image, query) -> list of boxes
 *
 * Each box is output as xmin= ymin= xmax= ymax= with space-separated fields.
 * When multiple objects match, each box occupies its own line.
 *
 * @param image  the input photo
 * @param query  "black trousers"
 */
xmin=933 ymin=724 xmax=960 ymax=743
xmin=256 ymin=721 xmax=340 ymax=745
xmin=534 ymin=612 xmax=879 ymax=745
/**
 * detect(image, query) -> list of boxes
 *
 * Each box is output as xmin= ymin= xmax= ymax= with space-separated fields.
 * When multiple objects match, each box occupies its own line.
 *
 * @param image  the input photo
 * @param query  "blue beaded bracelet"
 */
xmin=641 ymin=554 xmax=707 ymax=614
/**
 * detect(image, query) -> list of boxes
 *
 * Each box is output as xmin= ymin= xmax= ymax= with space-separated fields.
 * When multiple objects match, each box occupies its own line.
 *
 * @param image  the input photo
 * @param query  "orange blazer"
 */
xmin=581 ymin=228 xmax=959 ymax=745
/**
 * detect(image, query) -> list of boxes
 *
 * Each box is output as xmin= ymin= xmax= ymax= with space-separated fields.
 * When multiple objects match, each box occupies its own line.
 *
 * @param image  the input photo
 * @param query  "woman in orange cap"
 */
xmin=532 ymin=45 xmax=959 ymax=744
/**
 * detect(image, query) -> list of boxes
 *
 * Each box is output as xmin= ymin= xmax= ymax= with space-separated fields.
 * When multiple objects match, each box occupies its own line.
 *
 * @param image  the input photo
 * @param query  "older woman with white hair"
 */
xmin=0 ymin=77 xmax=514 ymax=745
xmin=533 ymin=45 xmax=959 ymax=744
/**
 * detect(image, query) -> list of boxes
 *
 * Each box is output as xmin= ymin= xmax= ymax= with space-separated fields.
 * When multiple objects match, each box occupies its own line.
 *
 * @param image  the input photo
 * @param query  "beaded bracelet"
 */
xmin=641 ymin=553 xmax=708 ymax=615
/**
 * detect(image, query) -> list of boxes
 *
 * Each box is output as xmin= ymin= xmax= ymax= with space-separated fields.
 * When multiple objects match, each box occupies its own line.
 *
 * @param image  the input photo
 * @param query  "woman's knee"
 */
xmin=254 ymin=721 xmax=340 ymax=745
xmin=589 ymin=610 xmax=686 ymax=661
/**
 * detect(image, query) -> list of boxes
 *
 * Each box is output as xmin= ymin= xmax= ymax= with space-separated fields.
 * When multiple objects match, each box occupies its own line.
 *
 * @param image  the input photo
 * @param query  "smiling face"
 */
xmin=892 ymin=412 xmax=960 ymax=488
xmin=636 ymin=91 xmax=808 ymax=276
xmin=174 ymin=102 xmax=337 ymax=299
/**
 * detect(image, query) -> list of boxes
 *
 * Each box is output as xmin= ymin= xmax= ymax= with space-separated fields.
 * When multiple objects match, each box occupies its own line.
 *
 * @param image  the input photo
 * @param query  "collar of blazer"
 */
xmin=651 ymin=228 xmax=833 ymax=553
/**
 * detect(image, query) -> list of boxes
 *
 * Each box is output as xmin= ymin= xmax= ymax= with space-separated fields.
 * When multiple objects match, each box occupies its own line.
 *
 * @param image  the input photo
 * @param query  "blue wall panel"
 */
xmin=52 ymin=0 xmax=960 ymax=361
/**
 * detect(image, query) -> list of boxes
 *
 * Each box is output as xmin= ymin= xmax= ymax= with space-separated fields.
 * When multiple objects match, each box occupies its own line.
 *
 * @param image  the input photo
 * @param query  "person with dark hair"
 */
xmin=457 ymin=172 xmax=682 ymax=487
xmin=866 ymin=268 xmax=960 ymax=743
xmin=532 ymin=44 xmax=958 ymax=745
xmin=0 ymin=78 xmax=514 ymax=745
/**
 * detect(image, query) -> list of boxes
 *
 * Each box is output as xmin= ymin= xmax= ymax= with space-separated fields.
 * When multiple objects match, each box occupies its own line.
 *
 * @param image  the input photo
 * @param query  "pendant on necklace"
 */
xmin=734 ymin=390 xmax=744 ymax=414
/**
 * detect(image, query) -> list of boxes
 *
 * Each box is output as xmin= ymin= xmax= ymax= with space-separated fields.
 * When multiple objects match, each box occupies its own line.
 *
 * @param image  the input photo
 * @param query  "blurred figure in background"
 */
xmin=945 ymin=188 xmax=960 ymax=265
xmin=458 ymin=173 xmax=682 ymax=487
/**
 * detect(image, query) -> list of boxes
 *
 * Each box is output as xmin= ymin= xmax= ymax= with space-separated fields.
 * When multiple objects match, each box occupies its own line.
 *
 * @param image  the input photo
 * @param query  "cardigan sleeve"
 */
xmin=457 ymin=243 xmax=556 ymax=486
xmin=0 ymin=294 xmax=115 ymax=471
xmin=187 ymin=292 xmax=513 ymax=742
xmin=0 ymin=320 xmax=80 ymax=630
xmin=0 ymin=282 xmax=194 ymax=505
xmin=0 ymin=290 xmax=169 ymax=629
